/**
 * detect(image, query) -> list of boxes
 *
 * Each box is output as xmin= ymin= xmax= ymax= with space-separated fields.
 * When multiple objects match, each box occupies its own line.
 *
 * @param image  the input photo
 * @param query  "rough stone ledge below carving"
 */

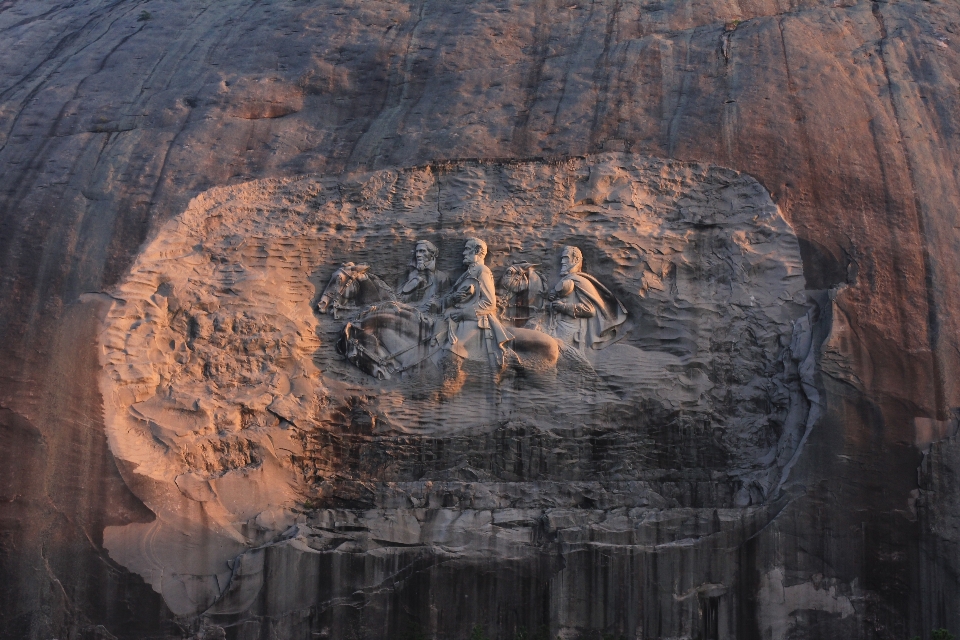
xmin=283 ymin=503 xmax=770 ymax=551
xmin=303 ymin=478 xmax=762 ymax=511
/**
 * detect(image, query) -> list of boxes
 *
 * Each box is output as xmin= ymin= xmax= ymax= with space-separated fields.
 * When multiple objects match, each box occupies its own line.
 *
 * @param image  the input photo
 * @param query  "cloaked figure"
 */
xmin=547 ymin=246 xmax=628 ymax=350
xmin=397 ymin=240 xmax=450 ymax=309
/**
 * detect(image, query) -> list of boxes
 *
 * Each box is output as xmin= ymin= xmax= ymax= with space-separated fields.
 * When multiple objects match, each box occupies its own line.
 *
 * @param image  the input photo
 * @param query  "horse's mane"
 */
xmin=528 ymin=269 xmax=546 ymax=295
xmin=500 ymin=266 xmax=546 ymax=313
xmin=357 ymin=300 xmax=421 ymax=322
xmin=364 ymin=273 xmax=398 ymax=302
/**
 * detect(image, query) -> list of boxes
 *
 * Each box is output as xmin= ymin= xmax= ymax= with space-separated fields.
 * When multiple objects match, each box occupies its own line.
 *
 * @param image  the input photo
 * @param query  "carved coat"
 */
xmin=442 ymin=263 xmax=513 ymax=363
xmin=551 ymin=271 xmax=628 ymax=349
xmin=397 ymin=267 xmax=450 ymax=306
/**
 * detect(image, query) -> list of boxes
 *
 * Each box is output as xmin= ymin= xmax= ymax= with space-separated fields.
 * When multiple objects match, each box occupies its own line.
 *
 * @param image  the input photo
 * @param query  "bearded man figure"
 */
xmin=434 ymin=238 xmax=514 ymax=367
xmin=547 ymin=245 xmax=628 ymax=350
xmin=397 ymin=240 xmax=450 ymax=308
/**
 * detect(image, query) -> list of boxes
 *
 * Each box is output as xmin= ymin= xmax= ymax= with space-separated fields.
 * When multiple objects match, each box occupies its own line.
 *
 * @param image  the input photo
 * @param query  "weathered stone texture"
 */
xmin=90 ymin=156 xmax=814 ymax=635
xmin=0 ymin=0 xmax=959 ymax=638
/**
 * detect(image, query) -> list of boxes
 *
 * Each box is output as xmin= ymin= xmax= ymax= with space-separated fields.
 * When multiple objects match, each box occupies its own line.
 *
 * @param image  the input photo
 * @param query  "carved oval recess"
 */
xmin=97 ymin=153 xmax=816 ymax=616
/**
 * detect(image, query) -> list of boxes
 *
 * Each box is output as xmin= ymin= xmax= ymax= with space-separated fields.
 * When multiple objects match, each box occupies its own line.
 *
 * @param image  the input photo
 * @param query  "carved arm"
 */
xmin=551 ymin=300 xmax=596 ymax=318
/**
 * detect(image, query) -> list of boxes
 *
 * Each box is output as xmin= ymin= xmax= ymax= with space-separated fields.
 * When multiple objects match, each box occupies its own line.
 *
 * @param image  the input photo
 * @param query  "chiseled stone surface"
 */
xmin=95 ymin=155 xmax=814 ymax=633
xmin=0 ymin=0 xmax=959 ymax=638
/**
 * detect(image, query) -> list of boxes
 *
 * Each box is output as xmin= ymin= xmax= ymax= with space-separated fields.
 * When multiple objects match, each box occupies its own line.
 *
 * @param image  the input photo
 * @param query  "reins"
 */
xmin=344 ymin=317 xmax=447 ymax=374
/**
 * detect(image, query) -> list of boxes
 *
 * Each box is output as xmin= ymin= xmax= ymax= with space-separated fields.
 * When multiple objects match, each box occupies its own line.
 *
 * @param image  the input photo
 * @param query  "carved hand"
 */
xmin=548 ymin=281 xmax=574 ymax=301
xmin=400 ymin=273 xmax=425 ymax=294
xmin=552 ymin=301 xmax=594 ymax=318
xmin=449 ymin=284 xmax=474 ymax=304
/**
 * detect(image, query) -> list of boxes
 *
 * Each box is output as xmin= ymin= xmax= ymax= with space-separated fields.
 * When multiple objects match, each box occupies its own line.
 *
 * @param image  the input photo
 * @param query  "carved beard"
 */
xmin=416 ymin=257 xmax=436 ymax=272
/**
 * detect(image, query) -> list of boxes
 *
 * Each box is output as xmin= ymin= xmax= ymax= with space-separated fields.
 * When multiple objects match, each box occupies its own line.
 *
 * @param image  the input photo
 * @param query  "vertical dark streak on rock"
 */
xmin=0 ymin=0 xmax=134 ymax=139
xmin=665 ymin=29 xmax=693 ymax=157
xmin=551 ymin=5 xmax=592 ymax=128
xmin=40 ymin=541 xmax=75 ymax=612
xmin=391 ymin=0 xmax=438 ymax=164
xmin=437 ymin=167 xmax=443 ymax=233
xmin=775 ymin=16 xmax=820 ymax=214
xmin=871 ymin=0 xmax=946 ymax=419
xmin=718 ymin=24 xmax=737 ymax=167
xmin=510 ymin=0 xmax=549 ymax=155
xmin=0 ymin=0 xmax=79 ymax=32
xmin=588 ymin=0 xmax=621 ymax=149
xmin=344 ymin=0 xmax=427 ymax=170
xmin=866 ymin=116 xmax=912 ymax=352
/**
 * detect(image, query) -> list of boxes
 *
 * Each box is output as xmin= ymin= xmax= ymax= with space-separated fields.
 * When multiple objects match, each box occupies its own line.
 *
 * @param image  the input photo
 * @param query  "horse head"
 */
xmin=499 ymin=263 xmax=546 ymax=326
xmin=501 ymin=263 xmax=544 ymax=296
xmin=317 ymin=263 xmax=369 ymax=316
xmin=337 ymin=321 xmax=392 ymax=380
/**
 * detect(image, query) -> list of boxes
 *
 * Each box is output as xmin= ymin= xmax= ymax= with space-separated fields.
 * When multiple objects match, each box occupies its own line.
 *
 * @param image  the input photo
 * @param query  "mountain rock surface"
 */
xmin=1 ymin=0 xmax=959 ymax=639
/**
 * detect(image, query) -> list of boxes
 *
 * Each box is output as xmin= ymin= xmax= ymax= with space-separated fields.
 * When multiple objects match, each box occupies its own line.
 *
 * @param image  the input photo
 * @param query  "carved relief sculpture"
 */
xmin=498 ymin=262 xmax=546 ymax=328
xmin=547 ymin=245 xmax=628 ymax=350
xmin=435 ymin=238 xmax=514 ymax=366
xmin=95 ymin=156 xmax=815 ymax=628
xmin=320 ymin=237 xmax=627 ymax=382
xmin=325 ymin=238 xmax=566 ymax=381
xmin=397 ymin=239 xmax=450 ymax=308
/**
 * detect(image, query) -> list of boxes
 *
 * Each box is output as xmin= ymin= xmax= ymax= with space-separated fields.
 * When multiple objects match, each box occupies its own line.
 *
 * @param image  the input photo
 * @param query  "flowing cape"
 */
xmin=564 ymin=272 xmax=628 ymax=349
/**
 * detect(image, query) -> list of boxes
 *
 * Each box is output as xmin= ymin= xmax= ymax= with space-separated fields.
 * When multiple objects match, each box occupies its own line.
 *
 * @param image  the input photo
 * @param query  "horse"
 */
xmin=336 ymin=302 xmax=560 ymax=381
xmin=336 ymin=302 xmax=442 ymax=380
xmin=498 ymin=263 xmax=547 ymax=328
xmin=320 ymin=261 xmax=562 ymax=382
xmin=316 ymin=263 xmax=397 ymax=319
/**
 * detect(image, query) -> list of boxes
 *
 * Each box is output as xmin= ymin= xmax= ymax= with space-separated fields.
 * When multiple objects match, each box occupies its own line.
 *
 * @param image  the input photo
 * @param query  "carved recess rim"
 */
xmin=95 ymin=153 xmax=819 ymax=584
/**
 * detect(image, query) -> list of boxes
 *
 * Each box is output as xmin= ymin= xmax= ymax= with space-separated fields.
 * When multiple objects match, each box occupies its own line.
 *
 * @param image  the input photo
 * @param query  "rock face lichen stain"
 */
xmin=97 ymin=154 xmax=818 ymax=638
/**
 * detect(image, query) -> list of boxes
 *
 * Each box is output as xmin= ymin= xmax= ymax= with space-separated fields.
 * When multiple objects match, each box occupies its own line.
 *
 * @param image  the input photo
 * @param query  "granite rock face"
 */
xmin=95 ymin=155 xmax=814 ymax=635
xmin=1 ymin=0 xmax=959 ymax=639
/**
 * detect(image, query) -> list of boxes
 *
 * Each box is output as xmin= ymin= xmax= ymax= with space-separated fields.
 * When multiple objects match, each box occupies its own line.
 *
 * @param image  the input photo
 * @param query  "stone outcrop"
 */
xmin=95 ymin=155 xmax=815 ymax=634
xmin=1 ymin=0 xmax=959 ymax=639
